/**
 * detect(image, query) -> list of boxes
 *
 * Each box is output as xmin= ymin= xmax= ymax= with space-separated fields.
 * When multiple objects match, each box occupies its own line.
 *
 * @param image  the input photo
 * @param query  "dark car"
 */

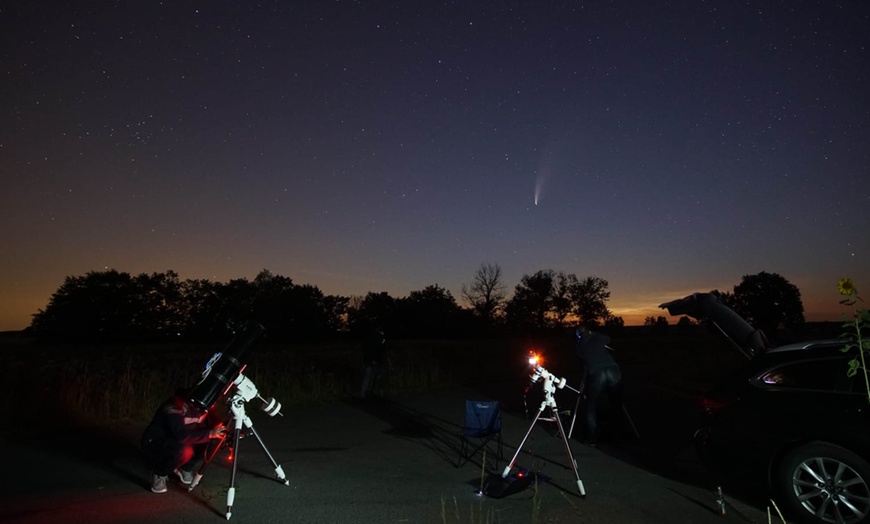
xmin=661 ymin=293 xmax=870 ymax=524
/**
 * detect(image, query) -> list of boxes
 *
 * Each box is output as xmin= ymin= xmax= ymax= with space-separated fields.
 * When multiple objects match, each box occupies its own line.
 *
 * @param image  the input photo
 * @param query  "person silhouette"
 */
xmin=575 ymin=324 xmax=624 ymax=446
xmin=360 ymin=328 xmax=388 ymax=400
xmin=141 ymin=388 xmax=227 ymax=493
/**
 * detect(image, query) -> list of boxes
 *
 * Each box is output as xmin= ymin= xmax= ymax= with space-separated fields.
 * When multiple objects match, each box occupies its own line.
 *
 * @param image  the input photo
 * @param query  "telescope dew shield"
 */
xmin=189 ymin=321 xmax=266 ymax=411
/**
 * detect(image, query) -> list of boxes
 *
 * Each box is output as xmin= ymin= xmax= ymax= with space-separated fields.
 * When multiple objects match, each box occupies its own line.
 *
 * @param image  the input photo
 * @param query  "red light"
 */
xmin=699 ymin=395 xmax=731 ymax=414
xmin=528 ymin=352 xmax=541 ymax=366
xmin=221 ymin=364 xmax=249 ymax=397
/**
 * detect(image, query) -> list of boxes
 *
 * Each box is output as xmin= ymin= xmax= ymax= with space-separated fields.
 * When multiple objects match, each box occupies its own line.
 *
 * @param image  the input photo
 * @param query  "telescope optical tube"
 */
xmin=189 ymin=321 xmax=266 ymax=411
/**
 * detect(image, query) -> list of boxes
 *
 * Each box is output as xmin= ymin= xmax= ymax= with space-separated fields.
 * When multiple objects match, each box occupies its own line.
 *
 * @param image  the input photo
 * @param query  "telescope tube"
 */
xmin=189 ymin=321 xmax=266 ymax=411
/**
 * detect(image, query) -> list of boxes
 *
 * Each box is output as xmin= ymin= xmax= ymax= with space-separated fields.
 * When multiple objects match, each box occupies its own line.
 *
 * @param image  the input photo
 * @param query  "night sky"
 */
xmin=2 ymin=1 xmax=868 ymax=331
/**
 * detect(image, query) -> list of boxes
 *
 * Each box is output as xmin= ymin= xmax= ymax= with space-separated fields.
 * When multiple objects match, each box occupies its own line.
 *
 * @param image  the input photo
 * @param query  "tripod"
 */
xmin=188 ymin=374 xmax=289 ymax=520
xmin=566 ymin=375 xmax=641 ymax=441
xmin=502 ymin=363 xmax=586 ymax=496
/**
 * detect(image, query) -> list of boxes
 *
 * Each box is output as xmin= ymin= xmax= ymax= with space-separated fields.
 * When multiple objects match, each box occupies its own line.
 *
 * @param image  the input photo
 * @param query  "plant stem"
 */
xmin=856 ymin=317 xmax=870 ymax=404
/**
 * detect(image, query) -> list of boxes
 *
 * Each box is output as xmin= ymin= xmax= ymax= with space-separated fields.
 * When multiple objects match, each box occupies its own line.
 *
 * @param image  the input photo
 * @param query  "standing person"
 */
xmin=575 ymin=323 xmax=624 ymax=446
xmin=360 ymin=328 xmax=388 ymax=400
xmin=141 ymin=388 xmax=228 ymax=493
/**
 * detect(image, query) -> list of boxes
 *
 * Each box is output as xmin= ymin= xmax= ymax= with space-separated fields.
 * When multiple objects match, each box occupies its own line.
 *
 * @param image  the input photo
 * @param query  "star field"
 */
xmin=1 ymin=1 xmax=868 ymax=330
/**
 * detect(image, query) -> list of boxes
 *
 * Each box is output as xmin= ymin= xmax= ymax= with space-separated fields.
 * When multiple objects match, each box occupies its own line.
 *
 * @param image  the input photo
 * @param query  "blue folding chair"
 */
xmin=457 ymin=400 xmax=503 ymax=468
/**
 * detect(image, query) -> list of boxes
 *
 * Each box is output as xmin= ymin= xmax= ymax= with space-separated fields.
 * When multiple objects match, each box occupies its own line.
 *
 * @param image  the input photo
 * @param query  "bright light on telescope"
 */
xmin=528 ymin=353 xmax=541 ymax=366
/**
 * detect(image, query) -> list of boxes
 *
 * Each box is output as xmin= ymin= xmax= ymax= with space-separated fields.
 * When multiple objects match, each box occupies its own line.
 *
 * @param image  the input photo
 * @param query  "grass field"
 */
xmin=1 ymin=329 xmax=748 ymax=434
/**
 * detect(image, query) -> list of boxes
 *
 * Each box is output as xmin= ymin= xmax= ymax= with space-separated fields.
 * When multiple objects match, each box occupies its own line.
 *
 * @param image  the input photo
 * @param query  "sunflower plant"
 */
xmin=839 ymin=278 xmax=870 ymax=403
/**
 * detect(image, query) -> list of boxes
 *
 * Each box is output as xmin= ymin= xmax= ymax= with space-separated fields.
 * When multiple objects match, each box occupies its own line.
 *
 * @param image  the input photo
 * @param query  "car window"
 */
xmin=755 ymin=357 xmax=858 ymax=393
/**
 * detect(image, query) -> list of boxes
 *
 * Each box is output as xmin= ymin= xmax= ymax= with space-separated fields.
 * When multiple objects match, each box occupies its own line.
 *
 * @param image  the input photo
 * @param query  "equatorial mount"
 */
xmin=501 ymin=354 xmax=586 ymax=496
xmin=188 ymin=372 xmax=289 ymax=520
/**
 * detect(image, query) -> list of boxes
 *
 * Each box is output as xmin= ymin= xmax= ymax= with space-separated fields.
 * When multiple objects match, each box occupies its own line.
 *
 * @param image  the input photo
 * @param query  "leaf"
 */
xmin=840 ymin=298 xmax=856 ymax=306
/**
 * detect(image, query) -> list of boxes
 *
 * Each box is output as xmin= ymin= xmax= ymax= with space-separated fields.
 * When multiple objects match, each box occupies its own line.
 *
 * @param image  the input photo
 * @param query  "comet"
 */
xmin=534 ymin=168 xmax=550 ymax=206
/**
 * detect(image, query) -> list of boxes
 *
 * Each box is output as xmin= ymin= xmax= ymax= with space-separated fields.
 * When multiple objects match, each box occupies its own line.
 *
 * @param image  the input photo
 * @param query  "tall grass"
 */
xmin=2 ymin=331 xmax=741 ymax=434
xmin=3 ymin=338 xmax=520 ymax=433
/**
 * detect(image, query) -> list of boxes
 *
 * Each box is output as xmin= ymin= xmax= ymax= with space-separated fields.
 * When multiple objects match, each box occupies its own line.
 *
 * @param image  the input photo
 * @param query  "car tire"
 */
xmin=774 ymin=442 xmax=870 ymax=524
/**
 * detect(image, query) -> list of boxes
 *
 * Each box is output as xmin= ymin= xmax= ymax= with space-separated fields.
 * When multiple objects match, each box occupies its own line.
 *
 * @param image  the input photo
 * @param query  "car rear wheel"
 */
xmin=775 ymin=442 xmax=870 ymax=524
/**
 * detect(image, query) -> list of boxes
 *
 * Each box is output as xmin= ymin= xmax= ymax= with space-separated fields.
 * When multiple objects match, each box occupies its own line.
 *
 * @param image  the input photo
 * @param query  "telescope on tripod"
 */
xmin=501 ymin=354 xmax=586 ymax=496
xmin=186 ymin=321 xmax=290 ymax=520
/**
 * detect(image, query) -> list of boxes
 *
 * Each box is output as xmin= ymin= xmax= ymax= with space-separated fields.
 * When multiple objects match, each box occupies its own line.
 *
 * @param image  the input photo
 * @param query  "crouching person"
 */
xmin=141 ymin=388 xmax=227 ymax=493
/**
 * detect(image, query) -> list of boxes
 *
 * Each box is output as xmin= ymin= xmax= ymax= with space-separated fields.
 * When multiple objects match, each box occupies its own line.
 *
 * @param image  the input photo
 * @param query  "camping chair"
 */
xmin=457 ymin=400 xmax=503 ymax=468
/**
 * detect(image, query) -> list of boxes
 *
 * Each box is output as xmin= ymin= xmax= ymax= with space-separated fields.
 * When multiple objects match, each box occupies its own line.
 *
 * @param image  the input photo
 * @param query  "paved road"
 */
xmin=1 ymin=382 xmax=769 ymax=524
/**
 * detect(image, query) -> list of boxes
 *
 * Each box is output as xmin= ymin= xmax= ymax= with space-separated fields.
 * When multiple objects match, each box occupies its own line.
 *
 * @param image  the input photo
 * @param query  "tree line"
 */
xmin=27 ymin=264 xmax=805 ymax=343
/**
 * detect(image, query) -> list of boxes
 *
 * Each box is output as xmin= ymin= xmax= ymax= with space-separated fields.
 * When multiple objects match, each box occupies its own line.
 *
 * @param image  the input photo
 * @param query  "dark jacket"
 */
xmin=362 ymin=331 xmax=387 ymax=364
xmin=141 ymin=394 xmax=212 ymax=448
xmin=575 ymin=330 xmax=618 ymax=373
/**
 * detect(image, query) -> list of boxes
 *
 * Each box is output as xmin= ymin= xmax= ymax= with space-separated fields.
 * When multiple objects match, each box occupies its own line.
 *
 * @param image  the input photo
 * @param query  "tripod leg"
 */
xmin=567 ymin=394 xmax=583 ymax=440
xmin=551 ymin=405 xmax=586 ymax=496
xmin=502 ymin=404 xmax=546 ymax=478
xmin=622 ymin=404 xmax=641 ymax=439
xmin=226 ymin=426 xmax=242 ymax=520
xmin=189 ymin=431 xmax=229 ymax=491
xmin=245 ymin=421 xmax=290 ymax=485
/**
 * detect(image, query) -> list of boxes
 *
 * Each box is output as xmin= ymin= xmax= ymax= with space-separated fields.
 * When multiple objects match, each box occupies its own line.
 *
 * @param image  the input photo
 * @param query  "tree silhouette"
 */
xmin=30 ymin=266 xmax=619 ymax=341
xmin=730 ymin=271 xmax=805 ymax=340
xmin=218 ymin=277 xmax=259 ymax=330
xmin=504 ymin=270 xmax=613 ymax=333
xmin=179 ymin=278 xmax=226 ymax=339
xmin=400 ymin=284 xmax=461 ymax=337
xmin=31 ymin=268 xmax=347 ymax=342
xmin=348 ymin=291 xmax=398 ymax=336
xmin=505 ymin=270 xmax=556 ymax=331
xmin=31 ymin=270 xmax=193 ymax=340
xmin=251 ymin=270 xmax=296 ymax=339
xmin=604 ymin=314 xmax=625 ymax=334
xmin=460 ymin=262 xmax=506 ymax=324
xmin=676 ymin=316 xmax=696 ymax=332
xmin=568 ymin=276 xmax=611 ymax=326
xmin=644 ymin=315 xmax=669 ymax=335
xmin=551 ymin=272 xmax=577 ymax=325
xmin=32 ymin=270 xmax=139 ymax=340
xmin=248 ymin=270 xmax=348 ymax=340
xmin=131 ymin=271 xmax=185 ymax=336
xmin=321 ymin=294 xmax=350 ymax=333
xmin=286 ymin=283 xmax=346 ymax=339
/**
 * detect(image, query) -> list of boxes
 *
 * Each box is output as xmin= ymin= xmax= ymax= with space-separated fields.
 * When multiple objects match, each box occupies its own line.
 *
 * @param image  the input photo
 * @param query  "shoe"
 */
xmin=151 ymin=474 xmax=168 ymax=493
xmin=174 ymin=468 xmax=194 ymax=485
